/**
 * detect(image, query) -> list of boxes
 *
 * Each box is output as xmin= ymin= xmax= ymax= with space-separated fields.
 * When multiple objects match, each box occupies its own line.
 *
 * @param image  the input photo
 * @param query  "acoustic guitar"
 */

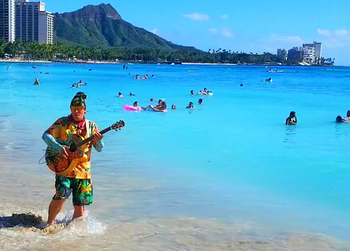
xmin=45 ymin=120 xmax=125 ymax=175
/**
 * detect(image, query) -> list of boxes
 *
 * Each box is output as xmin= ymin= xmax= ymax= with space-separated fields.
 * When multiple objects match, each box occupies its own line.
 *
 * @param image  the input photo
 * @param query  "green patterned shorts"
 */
xmin=53 ymin=176 xmax=93 ymax=206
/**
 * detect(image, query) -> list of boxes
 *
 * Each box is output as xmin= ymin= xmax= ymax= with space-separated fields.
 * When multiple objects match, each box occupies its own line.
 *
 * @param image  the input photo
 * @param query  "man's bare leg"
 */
xmin=73 ymin=205 xmax=84 ymax=221
xmin=48 ymin=199 xmax=65 ymax=225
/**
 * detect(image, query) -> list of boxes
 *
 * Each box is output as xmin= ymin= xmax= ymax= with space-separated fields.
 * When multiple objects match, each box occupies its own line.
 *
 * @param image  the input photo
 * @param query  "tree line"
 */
xmin=0 ymin=40 xmax=334 ymax=65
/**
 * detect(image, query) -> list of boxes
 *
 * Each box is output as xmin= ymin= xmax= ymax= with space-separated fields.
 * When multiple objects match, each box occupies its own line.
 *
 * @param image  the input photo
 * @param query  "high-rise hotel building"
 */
xmin=302 ymin=41 xmax=322 ymax=64
xmin=15 ymin=0 xmax=53 ymax=44
xmin=0 ymin=0 xmax=15 ymax=42
xmin=38 ymin=10 xmax=53 ymax=44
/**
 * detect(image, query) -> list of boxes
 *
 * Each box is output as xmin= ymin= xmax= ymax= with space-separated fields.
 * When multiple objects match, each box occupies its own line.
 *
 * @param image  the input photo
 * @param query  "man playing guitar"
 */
xmin=42 ymin=92 xmax=103 ymax=225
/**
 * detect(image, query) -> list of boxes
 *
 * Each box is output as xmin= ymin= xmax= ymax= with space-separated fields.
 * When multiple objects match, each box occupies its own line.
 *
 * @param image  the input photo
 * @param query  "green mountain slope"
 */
xmin=54 ymin=4 xmax=197 ymax=51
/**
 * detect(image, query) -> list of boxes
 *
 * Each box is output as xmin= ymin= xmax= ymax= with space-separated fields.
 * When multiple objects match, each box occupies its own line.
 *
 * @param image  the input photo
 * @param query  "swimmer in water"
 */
xmin=343 ymin=110 xmax=350 ymax=121
xmin=186 ymin=102 xmax=195 ymax=109
xmin=336 ymin=116 xmax=345 ymax=123
xmin=143 ymin=101 xmax=167 ymax=112
xmin=34 ymin=78 xmax=40 ymax=85
xmin=286 ymin=111 xmax=297 ymax=125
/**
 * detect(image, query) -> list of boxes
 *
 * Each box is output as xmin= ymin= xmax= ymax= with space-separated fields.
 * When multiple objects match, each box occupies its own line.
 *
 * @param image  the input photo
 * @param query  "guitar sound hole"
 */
xmin=70 ymin=144 xmax=77 ymax=152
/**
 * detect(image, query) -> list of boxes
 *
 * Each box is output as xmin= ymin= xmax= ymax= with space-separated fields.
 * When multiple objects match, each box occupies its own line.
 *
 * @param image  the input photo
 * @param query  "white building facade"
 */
xmin=0 ymin=0 xmax=15 ymax=42
xmin=302 ymin=44 xmax=315 ymax=64
xmin=15 ymin=0 xmax=53 ymax=44
xmin=38 ymin=10 xmax=53 ymax=44
xmin=302 ymin=42 xmax=322 ymax=64
xmin=313 ymin=42 xmax=322 ymax=63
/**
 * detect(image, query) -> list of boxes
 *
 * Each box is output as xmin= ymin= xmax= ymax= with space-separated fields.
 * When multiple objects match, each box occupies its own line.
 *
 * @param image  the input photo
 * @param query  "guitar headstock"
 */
xmin=111 ymin=120 xmax=125 ymax=130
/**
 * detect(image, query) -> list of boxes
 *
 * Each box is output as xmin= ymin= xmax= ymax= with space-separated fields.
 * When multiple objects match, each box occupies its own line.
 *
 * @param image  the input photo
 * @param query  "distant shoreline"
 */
xmin=182 ymin=62 xmax=238 ymax=66
xmin=0 ymin=59 xmax=51 ymax=64
xmin=0 ymin=59 xmax=118 ymax=64
xmin=0 ymin=59 xmax=336 ymax=67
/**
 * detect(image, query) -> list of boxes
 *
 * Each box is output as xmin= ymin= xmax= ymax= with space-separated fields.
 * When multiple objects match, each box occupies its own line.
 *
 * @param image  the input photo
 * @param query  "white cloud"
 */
xmin=221 ymin=14 xmax=228 ymax=19
xmin=317 ymin=28 xmax=349 ymax=38
xmin=318 ymin=28 xmax=331 ymax=36
xmin=322 ymin=39 xmax=346 ymax=49
xmin=209 ymin=28 xmax=233 ymax=38
xmin=268 ymin=34 xmax=303 ymax=44
xmin=317 ymin=29 xmax=350 ymax=49
xmin=181 ymin=12 xmax=210 ymax=21
xmin=209 ymin=28 xmax=217 ymax=34
xmin=151 ymin=28 xmax=159 ymax=35
xmin=335 ymin=29 xmax=349 ymax=37
xmin=221 ymin=28 xmax=233 ymax=38
xmin=258 ymin=34 xmax=304 ymax=55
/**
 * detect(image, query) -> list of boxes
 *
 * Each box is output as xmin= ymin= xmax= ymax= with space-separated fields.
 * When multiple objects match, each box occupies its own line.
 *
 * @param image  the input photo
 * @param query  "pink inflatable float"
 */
xmin=123 ymin=105 xmax=141 ymax=111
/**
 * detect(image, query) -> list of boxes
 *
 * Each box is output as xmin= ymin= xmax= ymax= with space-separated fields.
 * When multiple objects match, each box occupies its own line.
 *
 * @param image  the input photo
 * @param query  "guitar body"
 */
xmin=45 ymin=135 xmax=88 ymax=175
xmin=45 ymin=120 xmax=125 ymax=175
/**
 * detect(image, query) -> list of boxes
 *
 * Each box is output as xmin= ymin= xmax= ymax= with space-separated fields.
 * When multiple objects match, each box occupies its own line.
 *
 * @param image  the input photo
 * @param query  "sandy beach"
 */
xmin=0 ymin=59 xmax=51 ymax=63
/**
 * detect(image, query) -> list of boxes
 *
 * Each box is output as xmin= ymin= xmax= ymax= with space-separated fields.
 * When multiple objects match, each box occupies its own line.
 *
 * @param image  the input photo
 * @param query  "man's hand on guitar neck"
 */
xmin=91 ymin=131 xmax=103 ymax=145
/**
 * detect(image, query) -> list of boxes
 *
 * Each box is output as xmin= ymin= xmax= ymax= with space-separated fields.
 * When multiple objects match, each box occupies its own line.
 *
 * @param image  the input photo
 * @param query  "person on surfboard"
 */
xmin=42 ymin=92 xmax=104 ymax=226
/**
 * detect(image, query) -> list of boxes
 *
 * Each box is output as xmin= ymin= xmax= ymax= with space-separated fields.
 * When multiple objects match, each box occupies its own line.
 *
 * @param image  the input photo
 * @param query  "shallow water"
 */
xmin=0 ymin=62 xmax=350 ymax=250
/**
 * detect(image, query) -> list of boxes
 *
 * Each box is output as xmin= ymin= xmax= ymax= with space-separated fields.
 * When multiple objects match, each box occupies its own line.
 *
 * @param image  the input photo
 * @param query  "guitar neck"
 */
xmin=75 ymin=126 xmax=111 ymax=147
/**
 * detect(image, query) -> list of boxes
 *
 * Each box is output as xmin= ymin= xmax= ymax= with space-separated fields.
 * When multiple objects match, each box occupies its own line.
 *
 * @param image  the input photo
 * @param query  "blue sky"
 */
xmin=44 ymin=0 xmax=350 ymax=65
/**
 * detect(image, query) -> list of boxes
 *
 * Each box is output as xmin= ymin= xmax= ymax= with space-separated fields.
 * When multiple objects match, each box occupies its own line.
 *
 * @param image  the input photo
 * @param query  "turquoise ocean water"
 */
xmin=0 ymin=62 xmax=350 ymax=250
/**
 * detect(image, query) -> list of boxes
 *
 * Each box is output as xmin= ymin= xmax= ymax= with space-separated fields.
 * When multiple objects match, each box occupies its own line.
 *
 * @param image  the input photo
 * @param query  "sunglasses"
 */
xmin=70 ymin=106 xmax=85 ymax=111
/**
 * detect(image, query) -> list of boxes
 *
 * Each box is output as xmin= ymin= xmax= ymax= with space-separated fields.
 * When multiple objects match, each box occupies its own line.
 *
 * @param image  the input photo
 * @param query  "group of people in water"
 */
xmin=126 ymin=98 xmax=195 ymax=112
xmin=336 ymin=111 xmax=350 ymax=123
xmin=34 ymin=77 xmax=87 ymax=88
xmin=71 ymin=80 xmax=87 ymax=89
xmin=191 ymin=88 xmax=213 ymax=96
xmin=119 ymin=87 xmax=211 ymax=112
xmin=134 ymin=74 xmax=155 ymax=80
xmin=285 ymin=110 xmax=350 ymax=125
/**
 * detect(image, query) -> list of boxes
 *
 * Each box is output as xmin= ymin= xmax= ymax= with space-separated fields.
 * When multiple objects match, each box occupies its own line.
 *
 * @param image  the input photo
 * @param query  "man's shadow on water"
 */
xmin=0 ymin=213 xmax=72 ymax=234
xmin=0 ymin=213 xmax=44 ymax=229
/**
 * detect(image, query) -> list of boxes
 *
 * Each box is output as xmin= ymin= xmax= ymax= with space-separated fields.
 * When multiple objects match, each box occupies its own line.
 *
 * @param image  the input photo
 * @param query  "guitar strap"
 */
xmin=85 ymin=119 xmax=91 ymax=138
xmin=85 ymin=119 xmax=93 ymax=183
xmin=85 ymin=119 xmax=92 ymax=148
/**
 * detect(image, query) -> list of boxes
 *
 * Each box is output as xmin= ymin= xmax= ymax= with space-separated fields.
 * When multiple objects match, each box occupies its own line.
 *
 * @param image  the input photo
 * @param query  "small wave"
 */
xmin=0 ymin=213 xmax=349 ymax=250
xmin=1 ymin=142 xmax=14 ymax=150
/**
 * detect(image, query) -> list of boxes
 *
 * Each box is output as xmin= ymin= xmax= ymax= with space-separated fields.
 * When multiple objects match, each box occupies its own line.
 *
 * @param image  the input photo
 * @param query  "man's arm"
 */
xmin=42 ymin=118 xmax=65 ymax=152
xmin=91 ymin=123 xmax=104 ymax=152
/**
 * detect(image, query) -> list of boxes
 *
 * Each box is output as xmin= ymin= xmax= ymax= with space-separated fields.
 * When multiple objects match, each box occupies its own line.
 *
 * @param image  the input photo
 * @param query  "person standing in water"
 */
xmin=286 ymin=111 xmax=297 ymax=125
xmin=343 ymin=110 xmax=350 ymax=121
xmin=42 ymin=92 xmax=104 ymax=226
xmin=186 ymin=102 xmax=195 ymax=109
xmin=34 ymin=78 xmax=40 ymax=85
